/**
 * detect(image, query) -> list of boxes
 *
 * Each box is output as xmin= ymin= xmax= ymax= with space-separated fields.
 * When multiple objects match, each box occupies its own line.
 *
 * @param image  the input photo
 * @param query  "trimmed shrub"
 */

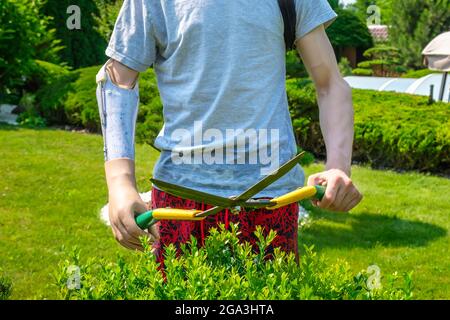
xmin=32 ymin=61 xmax=75 ymax=125
xmin=136 ymin=70 xmax=164 ymax=146
xmin=352 ymin=89 xmax=450 ymax=172
xmin=338 ymin=57 xmax=353 ymax=77
xmin=402 ymin=69 xmax=440 ymax=79
xmin=64 ymin=66 xmax=101 ymax=131
xmin=55 ymin=224 xmax=413 ymax=300
xmin=287 ymin=79 xmax=324 ymax=156
xmin=286 ymin=51 xmax=308 ymax=79
xmin=286 ymin=80 xmax=450 ymax=174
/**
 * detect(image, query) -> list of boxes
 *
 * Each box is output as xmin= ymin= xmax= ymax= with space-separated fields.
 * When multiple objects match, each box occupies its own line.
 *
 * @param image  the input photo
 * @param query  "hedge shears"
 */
xmin=135 ymin=152 xmax=326 ymax=229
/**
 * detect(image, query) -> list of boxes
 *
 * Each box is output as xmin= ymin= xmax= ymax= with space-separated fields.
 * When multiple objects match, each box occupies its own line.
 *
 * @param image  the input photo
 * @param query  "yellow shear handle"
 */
xmin=152 ymin=208 xmax=205 ymax=221
xmin=267 ymin=186 xmax=318 ymax=210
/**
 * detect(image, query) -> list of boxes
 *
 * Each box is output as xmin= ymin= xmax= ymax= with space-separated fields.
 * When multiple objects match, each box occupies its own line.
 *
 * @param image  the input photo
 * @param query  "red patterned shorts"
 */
xmin=151 ymin=187 xmax=299 ymax=265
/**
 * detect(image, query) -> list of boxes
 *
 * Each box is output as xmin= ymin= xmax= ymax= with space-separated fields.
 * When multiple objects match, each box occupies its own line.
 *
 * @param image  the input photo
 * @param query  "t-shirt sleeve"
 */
xmin=295 ymin=0 xmax=338 ymax=40
xmin=105 ymin=0 xmax=156 ymax=72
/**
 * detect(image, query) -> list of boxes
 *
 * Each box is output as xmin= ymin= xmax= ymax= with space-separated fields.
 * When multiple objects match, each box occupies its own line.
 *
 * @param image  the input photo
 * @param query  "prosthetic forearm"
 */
xmin=96 ymin=61 xmax=139 ymax=162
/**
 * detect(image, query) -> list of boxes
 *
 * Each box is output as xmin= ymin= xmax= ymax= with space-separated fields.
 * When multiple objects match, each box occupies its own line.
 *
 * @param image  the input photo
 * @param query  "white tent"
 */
xmin=422 ymin=32 xmax=450 ymax=101
xmin=344 ymin=75 xmax=450 ymax=103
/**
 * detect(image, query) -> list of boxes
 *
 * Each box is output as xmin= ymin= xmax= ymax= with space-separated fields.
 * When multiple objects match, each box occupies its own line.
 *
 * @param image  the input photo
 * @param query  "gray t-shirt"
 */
xmin=106 ymin=0 xmax=337 ymax=198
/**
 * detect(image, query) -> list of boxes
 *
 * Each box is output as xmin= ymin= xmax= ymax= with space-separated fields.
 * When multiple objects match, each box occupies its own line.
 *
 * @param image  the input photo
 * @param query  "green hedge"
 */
xmin=30 ymin=64 xmax=450 ymax=173
xmin=286 ymin=79 xmax=449 ymax=174
xmin=401 ymin=69 xmax=440 ymax=79
xmin=56 ymin=224 xmax=413 ymax=300
xmin=352 ymin=90 xmax=450 ymax=173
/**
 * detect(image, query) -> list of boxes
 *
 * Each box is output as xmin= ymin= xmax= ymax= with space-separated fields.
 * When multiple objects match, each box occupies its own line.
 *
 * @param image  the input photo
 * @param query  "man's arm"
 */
xmin=295 ymin=25 xmax=362 ymax=212
xmin=98 ymin=59 xmax=159 ymax=250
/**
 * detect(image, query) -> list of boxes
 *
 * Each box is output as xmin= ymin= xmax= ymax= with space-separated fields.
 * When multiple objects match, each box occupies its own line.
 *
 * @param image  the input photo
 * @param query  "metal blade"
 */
xmin=151 ymin=178 xmax=235 ymax=207
xmin=196 ymin=151 xmax=305 ymax=217
xmin=234 ymin=151 xmax=305 ymax=201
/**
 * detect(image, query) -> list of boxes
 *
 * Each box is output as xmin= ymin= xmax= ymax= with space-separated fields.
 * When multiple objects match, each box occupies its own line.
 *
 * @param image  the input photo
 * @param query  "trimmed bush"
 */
xmin=55 ymin=224 xmax=413 ymax=300
xmin=286 ymin=80 xmax=450 ymax=174
xmin=136 ymin=70 xmax=164 ymax=146
xmin=286 ymin=79 xmax=323 ymax=156
xmin=352 ymin=89 xmax=450 ymax=172
xmin=64 ymin=66 xmax=100 ymax=131
xmin=32 ymin=61 xmax=76 ymax=125
xmin=402 ymin=69 xmax=440 ymax=79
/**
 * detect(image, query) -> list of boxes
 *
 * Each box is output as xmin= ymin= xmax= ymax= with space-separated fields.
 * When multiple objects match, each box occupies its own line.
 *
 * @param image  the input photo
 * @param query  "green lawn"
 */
xmin=0 ymin=125 xmax=449 ymax=299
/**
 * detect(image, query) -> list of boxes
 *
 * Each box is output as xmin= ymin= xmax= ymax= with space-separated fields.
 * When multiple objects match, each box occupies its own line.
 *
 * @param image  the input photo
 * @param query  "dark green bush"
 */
xmin=55 ymin=224 xmax=413 ymax=300
xmin=287 ymin=78 xmax=324 ymax=156
xmin=0 ymin=0 xmax=61 ymax=102
xmin=29 ymin=61 xmax=75 ymax=125
xmin=136 ymin=70 xmax=164 ymax=145
xmin=41 ymin=0 xmax=107 ymax=69
xmin=64 ymin=66 xmax=101 ymax=130
xmin=17 ymin=111 xmax=47 ymax=128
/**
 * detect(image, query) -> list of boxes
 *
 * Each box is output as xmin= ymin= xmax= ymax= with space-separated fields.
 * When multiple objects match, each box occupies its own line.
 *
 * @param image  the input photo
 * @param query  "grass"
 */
xmin=0 ymin=125 xmax=449 ymax=299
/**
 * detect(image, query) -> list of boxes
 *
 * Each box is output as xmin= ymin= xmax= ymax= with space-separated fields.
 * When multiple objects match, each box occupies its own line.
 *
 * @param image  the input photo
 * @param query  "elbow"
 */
xmin=316 ymin=76 xmax=352 ymax=102
xmin=339 ymin=79 xmax=352 ymax=103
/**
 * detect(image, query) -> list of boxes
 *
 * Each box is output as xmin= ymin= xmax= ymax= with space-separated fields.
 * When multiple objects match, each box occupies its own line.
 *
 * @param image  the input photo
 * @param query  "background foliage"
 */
xmin=349 ymin=0 xmax=393 ymax=25
xmin=0 ymin=0 xmax=62 ymax=102
xmin=353 ymin=45 xmax=405 ymax=77
xmin=390 ymin=0 xmax=450 ymax=69
xmin=41 ymin=0 xmax=108 ymax=69
xmin=326 ymin=6 xmax=374 ymax=58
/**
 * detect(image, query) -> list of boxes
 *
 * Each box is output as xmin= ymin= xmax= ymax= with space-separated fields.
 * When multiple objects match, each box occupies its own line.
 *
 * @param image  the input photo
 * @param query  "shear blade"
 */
xmin=195 ymin=152 xmax=305 ymax=217
xmin=151 ymin=178 xmax=235 ymax=207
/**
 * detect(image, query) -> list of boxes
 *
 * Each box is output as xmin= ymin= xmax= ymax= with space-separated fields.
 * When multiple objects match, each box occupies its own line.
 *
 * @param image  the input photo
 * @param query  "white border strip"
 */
xmin=406 ymin=74 xmax=434 ymax=94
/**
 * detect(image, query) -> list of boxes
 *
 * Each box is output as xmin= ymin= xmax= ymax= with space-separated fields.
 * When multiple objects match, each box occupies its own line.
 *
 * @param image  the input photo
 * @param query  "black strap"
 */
xmin=277 ymin=0 xmax=297 ymax=51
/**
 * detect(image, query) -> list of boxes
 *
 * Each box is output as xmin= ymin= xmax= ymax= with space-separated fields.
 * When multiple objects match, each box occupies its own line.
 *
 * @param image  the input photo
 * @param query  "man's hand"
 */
xmin=106 ymin=159 xmax=160 ymax=251
xmin=308 ymin=169 xmax=362 ymax=212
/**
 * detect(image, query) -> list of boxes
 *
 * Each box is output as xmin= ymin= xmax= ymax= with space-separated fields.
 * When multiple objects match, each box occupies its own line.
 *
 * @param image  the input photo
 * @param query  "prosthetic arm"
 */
xmin=96 ymin=60 xmax=139 ymax=162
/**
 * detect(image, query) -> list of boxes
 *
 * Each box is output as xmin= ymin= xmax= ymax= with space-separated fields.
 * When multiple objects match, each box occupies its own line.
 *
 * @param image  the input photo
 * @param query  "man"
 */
xmin=96 ymin=0 xmax=362 ymax=261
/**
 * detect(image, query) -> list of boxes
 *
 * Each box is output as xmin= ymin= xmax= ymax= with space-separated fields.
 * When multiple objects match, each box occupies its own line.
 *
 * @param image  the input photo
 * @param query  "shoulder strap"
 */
xmin=277 ymin=0 xmax=297 ymax=51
